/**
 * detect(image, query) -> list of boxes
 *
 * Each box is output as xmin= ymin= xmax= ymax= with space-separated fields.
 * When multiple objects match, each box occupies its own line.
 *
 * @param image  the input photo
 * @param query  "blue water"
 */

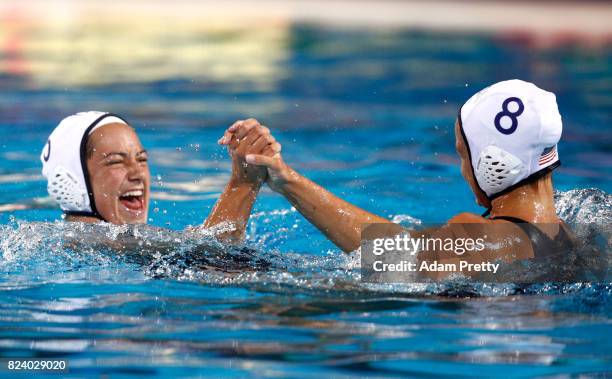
xmin=0 ymin=25 xmax=611 ymax=377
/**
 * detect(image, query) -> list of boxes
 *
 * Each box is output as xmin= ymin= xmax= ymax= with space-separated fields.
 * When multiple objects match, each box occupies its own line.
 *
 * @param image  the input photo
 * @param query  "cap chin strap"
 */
xmin=72 ymin=112 xmax=131 ymax=222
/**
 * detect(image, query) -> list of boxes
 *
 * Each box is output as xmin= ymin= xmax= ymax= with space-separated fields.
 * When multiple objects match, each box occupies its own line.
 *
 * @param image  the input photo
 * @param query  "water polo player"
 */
xmin=223 ymin=79 xmax=575 ymax=263
xmin=41 ymin=112 xmax=276 ymax=241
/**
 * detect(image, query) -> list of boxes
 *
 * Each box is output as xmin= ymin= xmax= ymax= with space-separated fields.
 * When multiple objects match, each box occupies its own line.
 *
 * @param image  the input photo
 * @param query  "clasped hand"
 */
xmin=218 ymin=118 xmax=292 ymax=193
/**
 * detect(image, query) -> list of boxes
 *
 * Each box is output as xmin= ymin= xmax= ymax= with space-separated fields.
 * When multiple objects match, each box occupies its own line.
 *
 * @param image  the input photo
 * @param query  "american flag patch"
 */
xmin=539 ymin=146 xmax=557 ymax=165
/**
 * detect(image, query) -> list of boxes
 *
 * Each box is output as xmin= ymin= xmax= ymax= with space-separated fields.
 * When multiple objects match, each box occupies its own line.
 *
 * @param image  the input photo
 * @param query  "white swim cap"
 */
xmin=459 ymin=79 xmax=562 ymax=199
xmin=40 ymin=111 xmax=130 ymax=218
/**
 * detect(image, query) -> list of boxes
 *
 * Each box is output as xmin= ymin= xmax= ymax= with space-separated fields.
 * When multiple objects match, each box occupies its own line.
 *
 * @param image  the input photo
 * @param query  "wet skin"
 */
xmin=86 ymin=123 xmax=150 ymax=224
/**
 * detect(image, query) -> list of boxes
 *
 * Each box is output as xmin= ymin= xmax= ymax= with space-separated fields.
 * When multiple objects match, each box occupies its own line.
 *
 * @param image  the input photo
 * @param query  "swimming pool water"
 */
xmin=0 ymin=25 xmax=611 ymax=377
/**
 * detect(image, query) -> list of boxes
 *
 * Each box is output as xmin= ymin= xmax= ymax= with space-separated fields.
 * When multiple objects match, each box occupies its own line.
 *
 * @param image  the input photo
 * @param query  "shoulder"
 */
xmin=448 ymin=212 xmax=535 ymax=259
xmin=448 ymin=212 xmax=490 ymax=224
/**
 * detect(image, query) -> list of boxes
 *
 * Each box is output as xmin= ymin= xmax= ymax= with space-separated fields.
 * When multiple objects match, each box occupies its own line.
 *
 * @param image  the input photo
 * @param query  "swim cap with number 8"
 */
xmin=459 ymin=79 xmax=562 ymax=199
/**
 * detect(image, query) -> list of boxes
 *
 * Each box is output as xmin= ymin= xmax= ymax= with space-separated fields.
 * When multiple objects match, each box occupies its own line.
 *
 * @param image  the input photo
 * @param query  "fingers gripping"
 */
xmin=221 ymin=118 xmax=279 ymax=158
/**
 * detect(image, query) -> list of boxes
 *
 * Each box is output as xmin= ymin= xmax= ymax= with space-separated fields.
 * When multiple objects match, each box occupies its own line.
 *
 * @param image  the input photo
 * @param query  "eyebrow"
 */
xmin=102 ymin=150 xmax=147 ymax=158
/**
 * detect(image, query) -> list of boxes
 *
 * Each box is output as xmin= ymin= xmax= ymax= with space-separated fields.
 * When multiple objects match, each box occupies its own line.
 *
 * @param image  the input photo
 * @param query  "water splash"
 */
xmin=0 ymin=189 xmax=609 ymax=297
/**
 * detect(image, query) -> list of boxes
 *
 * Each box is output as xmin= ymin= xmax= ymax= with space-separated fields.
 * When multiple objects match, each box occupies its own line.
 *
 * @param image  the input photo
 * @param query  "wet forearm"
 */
xmin=280 ymin=169 xmax=391 ymax=252
xmin=204 ymin=178 xmax=262 ymax=242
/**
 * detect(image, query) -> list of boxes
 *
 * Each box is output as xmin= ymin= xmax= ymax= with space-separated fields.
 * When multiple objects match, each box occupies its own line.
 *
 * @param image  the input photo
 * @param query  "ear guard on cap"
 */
xmin=47 ymin=166 xmax=89 ymax=211
xmin=475 ymin=145 xmax=523 ymax=196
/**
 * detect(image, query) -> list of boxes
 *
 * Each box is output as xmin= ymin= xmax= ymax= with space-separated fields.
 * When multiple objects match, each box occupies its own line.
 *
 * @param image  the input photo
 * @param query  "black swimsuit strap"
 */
xmin=490 ymin=215 xmax=529 ymax=224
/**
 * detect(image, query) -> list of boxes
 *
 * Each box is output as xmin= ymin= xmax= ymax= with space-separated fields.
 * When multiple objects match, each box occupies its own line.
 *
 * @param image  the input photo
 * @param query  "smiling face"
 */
xmin=86 ymin=123 xmax=150 ymax=224
xmin=455 ymin=119 xmax=490 ymax=208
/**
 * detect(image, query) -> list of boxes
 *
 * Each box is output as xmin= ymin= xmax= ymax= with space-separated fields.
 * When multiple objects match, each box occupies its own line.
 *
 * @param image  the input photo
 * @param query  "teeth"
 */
xmin=121 ymin=190 xmax=143 ymax=197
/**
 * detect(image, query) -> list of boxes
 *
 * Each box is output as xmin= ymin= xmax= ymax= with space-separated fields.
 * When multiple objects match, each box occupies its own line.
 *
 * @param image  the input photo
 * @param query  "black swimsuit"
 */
xmin=490 ymin=215 xmax=576 ymax=259
xmin=490 ymin=216 xmax=606 ymax=282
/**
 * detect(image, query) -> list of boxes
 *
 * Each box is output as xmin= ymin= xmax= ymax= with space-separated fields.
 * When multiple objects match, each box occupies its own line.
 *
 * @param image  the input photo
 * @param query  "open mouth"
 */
xmin=119 ymin=189 xmax=145 ymax=212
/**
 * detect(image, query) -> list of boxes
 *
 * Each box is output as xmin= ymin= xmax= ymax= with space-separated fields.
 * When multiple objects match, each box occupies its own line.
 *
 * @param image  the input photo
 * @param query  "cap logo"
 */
xmin=539 ymin=146 xmax=557 ymax=166
xmin=43 ymin=139 xmax=51 ymax=162
xmin=494 ymin=97 xmax=524 ymax=135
